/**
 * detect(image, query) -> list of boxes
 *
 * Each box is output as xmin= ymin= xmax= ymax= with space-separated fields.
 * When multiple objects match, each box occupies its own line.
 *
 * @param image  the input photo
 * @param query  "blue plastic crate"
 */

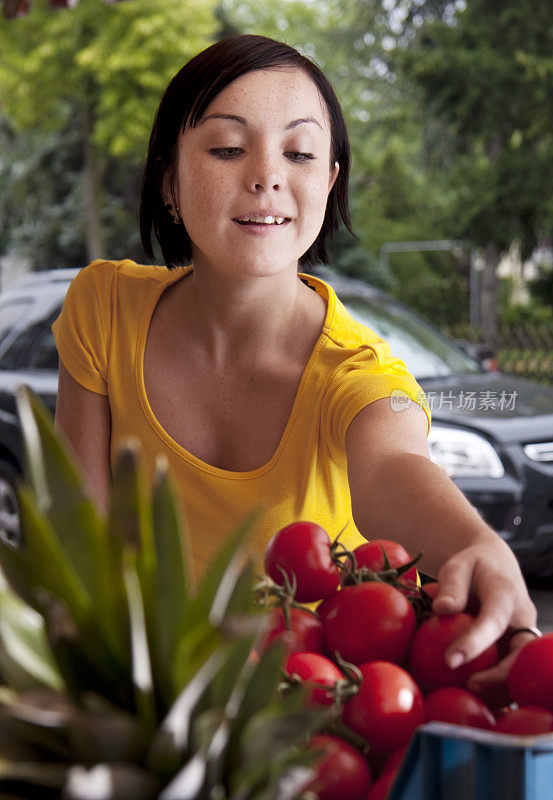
xmin=388 ymin=723 xmax=553 ymax=800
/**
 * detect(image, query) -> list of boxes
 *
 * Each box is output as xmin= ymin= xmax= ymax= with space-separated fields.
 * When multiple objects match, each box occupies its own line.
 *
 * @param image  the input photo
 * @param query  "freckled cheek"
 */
xmin=178 ymin=171 xmax=234 ymax=236
xmin=300 ymin=184 xmax=331 ymax=232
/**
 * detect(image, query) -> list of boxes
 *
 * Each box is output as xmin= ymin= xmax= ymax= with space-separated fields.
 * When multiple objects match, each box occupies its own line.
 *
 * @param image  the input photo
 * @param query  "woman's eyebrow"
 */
xmin=199 ymin=113 xmax=323 ymax=130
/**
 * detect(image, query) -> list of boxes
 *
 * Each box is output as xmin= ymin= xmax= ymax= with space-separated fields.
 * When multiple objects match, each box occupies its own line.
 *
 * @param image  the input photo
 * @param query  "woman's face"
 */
xmin=168 ymin=67 xmax=339 ymax=278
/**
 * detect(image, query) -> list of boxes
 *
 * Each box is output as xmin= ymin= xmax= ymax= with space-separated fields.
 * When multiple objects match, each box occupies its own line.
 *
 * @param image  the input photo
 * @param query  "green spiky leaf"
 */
xmin=147 ymin=647 xmax=229 ymax=778
xmin=122 ymin=551 xmax=155 ymax=735
xmin=0 ymin=759 xmax=69 ymax=792
xmin=109 ymin=444 xmax=159 ymax=687
xmin=12 ymin=485 xmax=92 ymax=627
xmin=0 ymin=589 xmax=64 ymax=692
xmin=15 ymin=387 xmax=130 ymax=668
xmin=229 ymin=705 xmax=324 ymax=798
xmin=151 ymin=460 xmax=194 ymax=707
xmin=185 ymin=507 xmax=263 ymax=631
xmin=63 ymin=763 xmax=159 ymax=800
xmin=39 ymin=595 xmax=133 ymax=708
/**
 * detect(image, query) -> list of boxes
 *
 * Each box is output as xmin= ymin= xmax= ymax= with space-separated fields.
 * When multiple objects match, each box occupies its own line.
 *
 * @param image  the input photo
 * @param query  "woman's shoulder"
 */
xmin=68 ymin=259 xmax=188 ymax=305
xmin=78 ymin=258 xmax=181 ymax=285
xmin=299 ymin=272 xmax=385 ymax=352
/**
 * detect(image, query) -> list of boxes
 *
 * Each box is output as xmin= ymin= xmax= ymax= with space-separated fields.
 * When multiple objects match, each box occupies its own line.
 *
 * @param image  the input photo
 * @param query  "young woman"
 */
xmin=53 ymin=34 xmax=538 ymax=692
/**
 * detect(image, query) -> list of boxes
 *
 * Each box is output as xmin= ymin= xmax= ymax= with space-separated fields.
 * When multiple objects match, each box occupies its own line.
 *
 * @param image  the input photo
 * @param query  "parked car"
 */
xmin=0 ymin=266 xmax=552 ymax=578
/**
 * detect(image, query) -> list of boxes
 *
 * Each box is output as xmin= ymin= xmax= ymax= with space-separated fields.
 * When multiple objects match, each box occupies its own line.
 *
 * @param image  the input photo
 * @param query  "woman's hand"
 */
xmin=431 ymin=535 xmax=538 ymax=689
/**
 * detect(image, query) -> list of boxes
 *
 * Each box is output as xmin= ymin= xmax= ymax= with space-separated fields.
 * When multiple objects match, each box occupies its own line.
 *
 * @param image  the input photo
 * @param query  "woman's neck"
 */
xmin=176 ymin=262 xmax=323 ymax=369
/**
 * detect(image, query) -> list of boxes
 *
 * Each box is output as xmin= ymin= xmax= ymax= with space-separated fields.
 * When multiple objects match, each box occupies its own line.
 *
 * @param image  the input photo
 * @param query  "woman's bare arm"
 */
xmin=345 ymin=396 xmax=537 ymax=683
xmin=54 ymin=360 xmax=112 ymax=514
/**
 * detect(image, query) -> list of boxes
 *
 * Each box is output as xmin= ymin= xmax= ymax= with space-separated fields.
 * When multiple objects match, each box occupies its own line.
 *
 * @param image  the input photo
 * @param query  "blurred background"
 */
xmin=1 ymin=0 xmax=552 ymax=378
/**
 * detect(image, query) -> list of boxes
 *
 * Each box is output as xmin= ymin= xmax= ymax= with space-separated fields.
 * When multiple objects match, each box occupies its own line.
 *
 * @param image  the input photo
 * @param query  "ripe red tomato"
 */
xmin=342 ymin=539 xmax=418 ymax=588
xmin=302 ymin=734 xmax=372 ymax=800
xmin=495 ymin=706 xmax=553 ymax=735
xmin=508 ymin=633 xmax=553 ymax=711
xmin=258 ymin=606 xmax=326 ymax=656
xmin=264 ymin=521 xmax=339 ymax=602
xmin=408 ymin=613 xmax=499 ymax=694
xmin=285 ymin=652 xmax=345 ymax=706
xmin=321 ymin=582 xmax=416 ymax=665
xmin=424 ymin=687 xmax=495 ymax=730
xmin=342 ymin=661 xmax=424 ymax=755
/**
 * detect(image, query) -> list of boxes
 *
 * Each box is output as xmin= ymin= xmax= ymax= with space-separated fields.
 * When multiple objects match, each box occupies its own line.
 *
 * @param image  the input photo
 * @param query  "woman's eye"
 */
xmin=209 ymin=148 xmax=315 ymax=163
xmin=286 ymin=152 xmax=315 ymax=163
xmin=210 ymin=147 xmax=243 ymax=160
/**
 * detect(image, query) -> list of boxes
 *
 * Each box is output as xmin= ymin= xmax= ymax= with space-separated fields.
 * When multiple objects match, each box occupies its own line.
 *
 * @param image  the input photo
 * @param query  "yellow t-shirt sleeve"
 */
xmin=322 ymin=339 xmax=431 ymax=453
xmin=51 ymin=260 xmax=114 ymax=396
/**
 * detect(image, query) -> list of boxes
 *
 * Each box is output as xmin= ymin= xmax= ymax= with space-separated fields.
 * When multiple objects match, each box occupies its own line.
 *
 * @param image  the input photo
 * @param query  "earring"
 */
xmin=165 ymin=202 xmax=183 ymax=225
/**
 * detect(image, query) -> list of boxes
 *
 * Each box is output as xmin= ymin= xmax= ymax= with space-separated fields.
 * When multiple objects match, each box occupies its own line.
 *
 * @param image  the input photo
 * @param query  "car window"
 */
xmin=0 ymin=298 xmax=32 ymax=349
xmin=29 ymin=327 xmax=59 ymax=371
xmin=0 ymin=319 xmax=44 ymax=370
xmin=342 ymin=295 xmax=481 ymax=380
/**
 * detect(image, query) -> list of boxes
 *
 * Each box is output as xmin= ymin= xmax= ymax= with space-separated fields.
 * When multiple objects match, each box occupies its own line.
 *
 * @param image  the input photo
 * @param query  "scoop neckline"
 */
xmin=135 ymin=267 xmax=335 ymax=479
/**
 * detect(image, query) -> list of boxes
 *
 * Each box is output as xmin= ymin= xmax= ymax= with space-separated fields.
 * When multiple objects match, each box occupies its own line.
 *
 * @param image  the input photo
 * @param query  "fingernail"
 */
xmin=447 ymin=651 xmax=465 ymax=669
xmin=433 ymin=594 xmax=456 ymax=608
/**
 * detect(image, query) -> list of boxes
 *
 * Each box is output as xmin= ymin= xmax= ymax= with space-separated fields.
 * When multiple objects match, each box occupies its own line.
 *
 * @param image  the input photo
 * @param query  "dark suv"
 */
xmin=1 ymin=266 xmax=553 ymax=577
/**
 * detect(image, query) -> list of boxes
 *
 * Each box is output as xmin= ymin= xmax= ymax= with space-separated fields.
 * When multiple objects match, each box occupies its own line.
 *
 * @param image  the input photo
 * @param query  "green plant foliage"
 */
xmin=397 ymin=0 xmax=553 ymax=260
xmin=0 ymin=0 xmax=216 ymax=161
xmin=0 ymin=0 xmax=218 ymax=267
xmin=0 ymin=387 xmax=327 ymax=799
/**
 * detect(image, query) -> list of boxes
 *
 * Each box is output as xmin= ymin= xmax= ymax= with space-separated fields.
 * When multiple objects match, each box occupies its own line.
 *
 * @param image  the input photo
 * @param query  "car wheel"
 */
xmin=0 ymin=461 xmax=21 ymax=547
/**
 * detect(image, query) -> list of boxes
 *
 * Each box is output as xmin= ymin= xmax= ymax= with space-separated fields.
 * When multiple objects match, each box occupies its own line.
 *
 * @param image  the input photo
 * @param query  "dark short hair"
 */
xmin=140 ymin=34 xmax=353 ymax=270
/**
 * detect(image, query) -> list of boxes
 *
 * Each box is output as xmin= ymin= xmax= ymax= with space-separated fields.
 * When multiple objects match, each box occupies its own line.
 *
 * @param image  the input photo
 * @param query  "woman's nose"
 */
xmin=247 ymin=152 xmax=285 ymax=192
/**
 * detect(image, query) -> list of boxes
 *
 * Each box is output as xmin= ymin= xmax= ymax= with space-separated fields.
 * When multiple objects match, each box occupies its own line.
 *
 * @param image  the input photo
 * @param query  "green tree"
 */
xmin=0 ymin=0 xmax=216 ymax=263
xmin=0 ymin=112 xmax=146 ymax=271
xmin=396 ymin=0 xmax=553 ymax=338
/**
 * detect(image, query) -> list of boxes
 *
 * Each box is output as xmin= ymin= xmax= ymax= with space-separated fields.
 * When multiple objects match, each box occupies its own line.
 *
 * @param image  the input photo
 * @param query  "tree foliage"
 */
xmin=398 ymin=0 xmax=553 ymax=259
xmin=0 ymin=0 xmax=217 ymax=267
xmin=0 ymin=111 xmax=147 ymax=269
xmin=388 ymin=0 xmax=553 ymax=335
xmin=0 ymin=0 xmax=216 ymax=161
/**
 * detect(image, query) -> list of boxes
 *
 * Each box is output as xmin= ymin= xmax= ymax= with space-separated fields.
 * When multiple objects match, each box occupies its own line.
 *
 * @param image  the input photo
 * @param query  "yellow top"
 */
xmin=52 ymin=259 xmax=430 ymax=580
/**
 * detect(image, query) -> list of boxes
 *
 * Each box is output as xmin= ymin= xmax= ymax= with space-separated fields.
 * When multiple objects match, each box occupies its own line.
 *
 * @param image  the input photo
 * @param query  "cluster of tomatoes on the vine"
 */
xmin=254 ymin=521 xmax=553 ymax=800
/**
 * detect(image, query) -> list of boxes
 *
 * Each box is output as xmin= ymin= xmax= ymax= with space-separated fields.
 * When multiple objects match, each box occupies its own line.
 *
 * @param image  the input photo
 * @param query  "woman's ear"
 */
xmin=161 ymin=167 xmax=174 ymax=210
xmin=328 ymin=161 xmax=339 ymax=195
xmin=161 ymin=168 xmax=181 ymax=223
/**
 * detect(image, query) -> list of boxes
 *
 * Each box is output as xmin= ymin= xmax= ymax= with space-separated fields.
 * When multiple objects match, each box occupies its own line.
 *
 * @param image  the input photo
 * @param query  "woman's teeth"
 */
xmin=236 ymin=215 xmax=287 ymax=225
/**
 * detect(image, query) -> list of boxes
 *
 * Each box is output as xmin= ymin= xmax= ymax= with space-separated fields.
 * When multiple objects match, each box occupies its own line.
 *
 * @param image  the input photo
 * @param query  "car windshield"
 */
xmin=341 ymin=295 xmax=482 ymax=380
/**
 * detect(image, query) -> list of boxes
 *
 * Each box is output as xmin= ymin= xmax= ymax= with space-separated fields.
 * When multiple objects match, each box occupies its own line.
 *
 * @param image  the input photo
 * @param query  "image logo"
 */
xmin=390 ymin=389 xmax=412 ymax=412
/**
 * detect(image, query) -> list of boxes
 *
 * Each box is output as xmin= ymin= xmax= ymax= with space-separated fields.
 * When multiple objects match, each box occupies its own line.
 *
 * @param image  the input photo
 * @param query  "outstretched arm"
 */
xmin=345 ymin=396 xmax=537 ymax=684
